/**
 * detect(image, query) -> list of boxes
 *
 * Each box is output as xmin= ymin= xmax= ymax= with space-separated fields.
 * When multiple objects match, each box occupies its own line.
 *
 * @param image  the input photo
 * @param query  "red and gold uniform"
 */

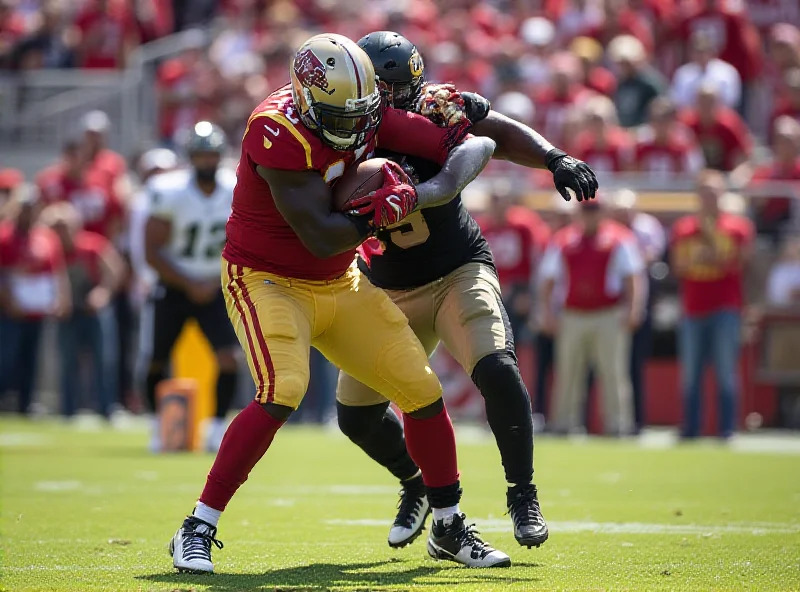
xmin=222 ymin=85 xmax=468 ymax=412
xmin=671 ymin=213 xmax=754 ymax=317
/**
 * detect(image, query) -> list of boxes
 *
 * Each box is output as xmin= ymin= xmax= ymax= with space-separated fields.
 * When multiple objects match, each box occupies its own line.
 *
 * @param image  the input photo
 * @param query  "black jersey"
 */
xmin=364 ymin=152 xmax=494 ymax=290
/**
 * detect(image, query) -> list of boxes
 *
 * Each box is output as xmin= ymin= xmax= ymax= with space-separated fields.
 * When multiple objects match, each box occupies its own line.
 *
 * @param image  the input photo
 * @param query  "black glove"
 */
xmin=461 ymin=91 xmax=491 ymax=124
xmin=545 ymin=148 xmax=598 ymax=202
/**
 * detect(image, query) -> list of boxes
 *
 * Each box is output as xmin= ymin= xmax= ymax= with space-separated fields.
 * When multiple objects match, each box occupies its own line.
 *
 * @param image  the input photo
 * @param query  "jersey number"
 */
xmin=180 ymin=222 xmax=226 ymax=259
xmin=386 ymin=211 xmax=430 ymax=249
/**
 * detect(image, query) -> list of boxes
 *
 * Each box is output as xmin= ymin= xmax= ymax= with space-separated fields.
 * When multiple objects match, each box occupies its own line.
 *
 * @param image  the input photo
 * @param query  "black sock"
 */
xmin=337 ymin=401 xmax=420 ymax=482
xmin=215 ymin=371 xmax=238 ymax=418
xmin=427 ymin=481 xmax=462 ymax=510
xmin=145 ymin=369 xmax=166 ymax=413
xmin=472 ymin=352 xmax=534 ymax=489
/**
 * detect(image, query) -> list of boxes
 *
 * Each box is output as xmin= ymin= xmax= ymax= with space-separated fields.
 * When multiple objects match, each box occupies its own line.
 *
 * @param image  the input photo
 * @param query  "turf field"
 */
xmin=1 ymin=418 xmax=799 ymax=592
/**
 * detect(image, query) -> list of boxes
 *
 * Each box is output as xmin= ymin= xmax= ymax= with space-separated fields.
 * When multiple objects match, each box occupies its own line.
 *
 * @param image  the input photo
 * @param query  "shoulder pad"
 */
xmin=243 ymin=110 xmax=315 ymax=171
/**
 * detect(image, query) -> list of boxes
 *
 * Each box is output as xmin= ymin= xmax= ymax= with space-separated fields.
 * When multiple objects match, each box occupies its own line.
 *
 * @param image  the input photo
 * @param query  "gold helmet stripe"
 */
xmin=339 ymin=44 xmax=363 ymax=99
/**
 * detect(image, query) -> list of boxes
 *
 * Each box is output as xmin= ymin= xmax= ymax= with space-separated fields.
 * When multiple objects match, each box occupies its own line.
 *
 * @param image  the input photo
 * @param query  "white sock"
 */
xmin=432 ymin=505 xmax=460 ymax=524
xmin=193 ymin=502 xmax=221 ymax=527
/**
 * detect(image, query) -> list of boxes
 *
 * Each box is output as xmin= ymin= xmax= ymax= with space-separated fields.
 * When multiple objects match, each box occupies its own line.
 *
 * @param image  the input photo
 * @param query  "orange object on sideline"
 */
xmin=157 ymin=379 xmax=199 ymax=452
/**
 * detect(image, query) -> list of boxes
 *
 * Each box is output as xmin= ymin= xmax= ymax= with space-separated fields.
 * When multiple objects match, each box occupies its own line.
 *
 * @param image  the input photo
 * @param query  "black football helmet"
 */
xmin=357 ymin=31 xmax=425 ymax=110
xmin=186 ymin=121 xmax=227 ymax=155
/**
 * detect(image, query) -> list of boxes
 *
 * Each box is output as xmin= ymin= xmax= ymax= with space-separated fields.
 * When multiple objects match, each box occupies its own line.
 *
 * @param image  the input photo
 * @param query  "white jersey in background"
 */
xmin=147 ymin=168 xmax=236 ymax=281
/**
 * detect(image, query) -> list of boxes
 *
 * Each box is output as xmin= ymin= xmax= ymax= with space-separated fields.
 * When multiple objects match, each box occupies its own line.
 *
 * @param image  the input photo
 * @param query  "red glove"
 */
xmin=345 ymin=161 xmax=418 ymax=228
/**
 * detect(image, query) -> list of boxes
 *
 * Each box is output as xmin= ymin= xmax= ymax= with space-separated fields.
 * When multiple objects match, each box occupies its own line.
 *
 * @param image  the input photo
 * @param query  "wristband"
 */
xmin=545 ymin=148 xmax=567 ymax=172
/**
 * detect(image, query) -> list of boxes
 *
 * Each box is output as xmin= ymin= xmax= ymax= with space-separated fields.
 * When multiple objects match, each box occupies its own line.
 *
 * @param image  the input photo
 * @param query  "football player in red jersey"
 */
xmin=333 ymin=31 xmax=597 ymax=554
xmin=168 ymin=33 xmax=509 ymax=572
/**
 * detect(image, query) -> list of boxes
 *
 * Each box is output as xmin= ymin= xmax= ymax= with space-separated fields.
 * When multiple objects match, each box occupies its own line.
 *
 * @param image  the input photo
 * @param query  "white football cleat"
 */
xmin=169 ymin=515 xmax=223 ymax=573
xmin=427 ymin=513 xmax=511 ymax=568
xmin=388 ymin=485 xmax=430 ymax=548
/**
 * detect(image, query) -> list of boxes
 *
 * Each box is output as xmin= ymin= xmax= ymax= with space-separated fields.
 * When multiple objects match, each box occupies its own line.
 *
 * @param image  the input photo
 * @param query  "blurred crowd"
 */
xmin=2 ymin=0 xmax=800 ymax=435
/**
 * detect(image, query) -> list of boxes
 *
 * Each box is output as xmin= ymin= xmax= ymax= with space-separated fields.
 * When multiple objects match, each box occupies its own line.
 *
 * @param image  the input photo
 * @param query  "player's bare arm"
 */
xmin=415 ymin=135 xmax=496 ymax=210
xmin=471 ymin=111 xmax=553 ymax=168
xmin=144 ymin=215 xmax=187 ymax=290
xmin=257 ymin=166 xmax=370 ymax=259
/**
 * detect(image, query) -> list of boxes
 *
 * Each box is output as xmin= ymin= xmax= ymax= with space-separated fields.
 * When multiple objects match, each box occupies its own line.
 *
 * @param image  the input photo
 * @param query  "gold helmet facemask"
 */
xmin=290 ymin=33 xmax=383 ymax=151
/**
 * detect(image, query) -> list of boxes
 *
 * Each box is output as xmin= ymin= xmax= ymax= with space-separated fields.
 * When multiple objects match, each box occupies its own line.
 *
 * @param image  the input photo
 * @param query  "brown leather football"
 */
xmin=331 ymin=157 xmax=387 ymax=212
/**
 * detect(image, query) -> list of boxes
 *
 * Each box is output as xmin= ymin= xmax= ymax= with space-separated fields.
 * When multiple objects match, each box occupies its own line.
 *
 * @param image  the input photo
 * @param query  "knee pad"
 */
xmin=471 ymin=351 xmax=519 ymax=390
xmin=406 ymin=397 xmax=444 ymax=420
xmin=259 ymin=402 xmax=294 ymax=422
xmin=336 ymin=401 xmax=389 ymax=443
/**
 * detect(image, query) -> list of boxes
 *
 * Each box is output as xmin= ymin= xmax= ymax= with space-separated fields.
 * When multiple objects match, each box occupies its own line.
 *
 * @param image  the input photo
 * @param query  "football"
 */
xmin=332 ymin=157 xmax=387 ymax=211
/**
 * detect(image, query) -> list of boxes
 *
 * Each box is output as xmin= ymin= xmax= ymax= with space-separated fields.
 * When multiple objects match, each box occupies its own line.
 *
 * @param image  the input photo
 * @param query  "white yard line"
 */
xmin=324 ymin=518 xmax=800 ymax=535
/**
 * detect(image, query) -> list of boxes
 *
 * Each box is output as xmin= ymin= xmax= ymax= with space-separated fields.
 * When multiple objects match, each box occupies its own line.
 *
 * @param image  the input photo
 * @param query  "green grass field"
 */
xmin=1 ymin=418 xmax=799 ymax=592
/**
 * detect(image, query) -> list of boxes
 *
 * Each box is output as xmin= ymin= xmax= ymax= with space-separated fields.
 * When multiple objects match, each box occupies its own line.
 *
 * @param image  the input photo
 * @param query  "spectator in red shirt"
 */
xmin=582 ymin=0 xmax=654 ymax=55
xmin=768 ymin=68 xmax=800 ymax=144
xmin=478 ymin=185 xmax=550 ymax=348
xmin=36 ymin=140 xmax=124 ymax=241
xmin=81 ymin=110 xmax=128 ymax=193
xmin=634 ymin=97 xmax=705 ymax=181
xmin=0 ymin=168 xmax=24 ymax=220
xmin=533 ymin=52 xmax=591 ymax=148
xmin=670 ymin=169 xmax=754 ymax=439
xmin=747 ymin=116 xmax=800 ymax=243
xmin=0 ymin=190 xmax=71 ymax=415
xmin=671 ymin=0 xmax=763 ymax=105
xmin=679 ymin=84 xmax=752 ymax=171
xmin=42 ymin=202 xmax=125 ymax=419
xmin=0 ymin=0 xmax=26 ymax=66
xmin=569 ymin=36 xmax=617 ymax=97
xmin=74 ymin=0 xmax=139 ymax=69
xmin=539 ymin=198 xmax=644 ymax=435
xmin=767 ymin=24 xmax=800 ymax=102
xmin=572 ymin=95 xmax=633 ymax=174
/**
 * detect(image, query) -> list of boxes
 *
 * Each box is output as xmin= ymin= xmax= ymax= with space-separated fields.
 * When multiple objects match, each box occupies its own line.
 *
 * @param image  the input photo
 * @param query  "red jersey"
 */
xmin=672 ymin=3 xmax=762 ymax=81
xmin=634 ymin=128 xmax=703 ymax=179
xmin=0 ymin=222 xmax=65 ymax=319
xmin=572 ymin=128 xmax=633 ymax=173
xmin=679 ymin=108 xmax=751 ymax=171
xmin=533 ymin=86 xmax=591 ymax=149
xmin=671 ymin=212 xmax=754 ymax=317
xmin=75 ymin=1 xmax=138 ymax=68
xmin=478 ymin=206 xmax=549 ymax=286
xmin=223 ymin=85 xmax=470 ymax=281
xmin=749 ymin=159 xmax=800 ymax=223
xmin=64 ymin=230 xmax=110 ymax=306
xmin=88 ymin=148 xmax=127 ymax=190
xmin=36 ymin=165 xmax=123 ymax=239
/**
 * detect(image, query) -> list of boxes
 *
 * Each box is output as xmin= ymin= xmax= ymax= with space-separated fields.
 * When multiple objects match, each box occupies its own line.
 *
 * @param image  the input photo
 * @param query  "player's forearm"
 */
xmin=146 ymin=250 xmax=192 ymax=290
xmin=471 ymin=110 xmax=554 ymax=168
xmin=415 ymin=136 xmax=495 ymax=210
xmin=301 ymin=213 xmax=371 ymax=259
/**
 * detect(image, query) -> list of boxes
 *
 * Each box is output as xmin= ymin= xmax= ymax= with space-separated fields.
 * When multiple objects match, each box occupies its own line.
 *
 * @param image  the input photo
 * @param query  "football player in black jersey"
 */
xmin=333 ymin=30 xmax=599 ymax=556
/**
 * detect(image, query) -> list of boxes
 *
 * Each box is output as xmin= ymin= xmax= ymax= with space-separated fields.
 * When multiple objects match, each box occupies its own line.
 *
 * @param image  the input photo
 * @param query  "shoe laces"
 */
xmin=507 ymin=485 xmax=544 ymax=527
xmin=450 ymin=515 xmax=495 ymax=559
xmin=184 ymin=518 xmax=224 ymax=557
xmin=394 ymin=487 xmax=425 ymax=528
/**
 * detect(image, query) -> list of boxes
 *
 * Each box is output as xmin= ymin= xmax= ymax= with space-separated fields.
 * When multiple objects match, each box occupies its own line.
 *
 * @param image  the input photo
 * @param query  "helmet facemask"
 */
xmin=308 ymin=87 xmax=383 ymax=150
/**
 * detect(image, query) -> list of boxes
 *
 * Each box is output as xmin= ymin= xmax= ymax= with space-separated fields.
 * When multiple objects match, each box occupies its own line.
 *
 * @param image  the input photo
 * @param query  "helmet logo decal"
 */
xmin=409 ymin=49 xmax=423 ymax=77
xmin=294 ymin=49 xmax=335 ymax=95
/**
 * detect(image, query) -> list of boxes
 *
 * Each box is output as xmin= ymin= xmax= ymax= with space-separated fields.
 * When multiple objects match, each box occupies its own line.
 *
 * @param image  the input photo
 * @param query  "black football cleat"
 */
xmin=169 ymin=515 xmax=223 ymax=574
xmin=388 ymin=480 xmax=430 ymax=548
xmin=507 ymin=483 xmax=549 ymax=548
xmin=427 ymin=513 xmax=511 ymax=568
